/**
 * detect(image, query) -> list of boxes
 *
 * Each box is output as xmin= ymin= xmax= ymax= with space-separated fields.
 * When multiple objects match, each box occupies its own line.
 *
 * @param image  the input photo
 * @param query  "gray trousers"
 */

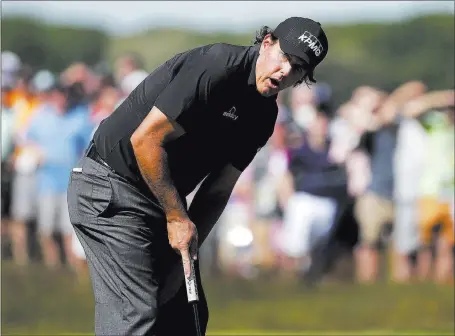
xmin=67 ymin=154 xmax=208 ymax=336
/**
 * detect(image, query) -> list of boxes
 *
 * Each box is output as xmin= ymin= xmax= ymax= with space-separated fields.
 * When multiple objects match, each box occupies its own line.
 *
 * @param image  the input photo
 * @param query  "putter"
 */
xmin=183 ymin=257 xmax=202 ymax=336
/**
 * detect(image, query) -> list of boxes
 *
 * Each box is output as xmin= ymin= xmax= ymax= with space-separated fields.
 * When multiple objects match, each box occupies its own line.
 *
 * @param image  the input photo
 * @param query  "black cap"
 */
xmin=274 ymin=17 xmax=328 ymax=69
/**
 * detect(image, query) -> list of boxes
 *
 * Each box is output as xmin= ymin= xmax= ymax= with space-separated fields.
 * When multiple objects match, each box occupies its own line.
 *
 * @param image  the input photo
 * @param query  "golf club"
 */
xmin=183 ymin=257 xmax=202 ymax=336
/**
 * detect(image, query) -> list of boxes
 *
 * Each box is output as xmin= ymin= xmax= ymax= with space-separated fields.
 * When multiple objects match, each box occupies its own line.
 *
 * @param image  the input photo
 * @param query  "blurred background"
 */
xmin=1 ymin=1 xmax=454 ymax=335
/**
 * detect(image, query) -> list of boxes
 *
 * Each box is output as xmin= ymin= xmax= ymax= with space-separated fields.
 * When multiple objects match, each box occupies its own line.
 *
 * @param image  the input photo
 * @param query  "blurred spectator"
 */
xmin=216 ymin=165 xmax=256 ymax=278
xmin=401 ymin=90 xmax=455 ymax=283
xmin=288 ymin=85 xmax=318 ymax=131
xmin=7 ymin=65 xmax=40 ymax=266
xmin=25 ymin=82 xmax=94 ymax=269
xmin=279 ymin=85 xmax=348 ymax=277
xmin=251 ymin=93 xmax=290 ymax=271
xmin=353 ymin=81 xmax=426 ymax=284
xmin=1 ymin=51 xmax=21 ymax=98
xmin=89 ymin=84 xmax=122 ymax=126
xmin=1 ymin=82 xmax=16 ymax=163
xmin=392 ymin=114 xmax=426 ymax=282
xmin=1 ymin=80 xmax=16 ymax=244
xmin=60 ymin=62 xmax=101 ymax=100
xmin=114 ymin=53 xmax=148 ymax=98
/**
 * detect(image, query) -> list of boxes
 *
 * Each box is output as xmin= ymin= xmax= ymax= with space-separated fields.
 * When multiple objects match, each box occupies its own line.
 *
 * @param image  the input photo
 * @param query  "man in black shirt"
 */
xmin=67 ymin=17 xmax=328 ymax=335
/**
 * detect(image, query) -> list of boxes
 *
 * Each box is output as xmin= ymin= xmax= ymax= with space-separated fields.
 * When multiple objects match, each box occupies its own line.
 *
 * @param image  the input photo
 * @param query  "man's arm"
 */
xmin=131 ymin=106 xmax=187 ymax=219
xmin=188 ymin=163 xmax=242 ymax=246
xmin=370 ymin=80 xmax=427 ymax=129
xmin=131 ymin=106 xmax=197 ymax=276
xmin=401 ymin=90 xmax=455 ymax=118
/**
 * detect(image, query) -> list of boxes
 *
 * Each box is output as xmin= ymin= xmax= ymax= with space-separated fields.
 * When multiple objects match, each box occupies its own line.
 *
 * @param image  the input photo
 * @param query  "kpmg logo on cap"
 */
xmin=297 ymin=31 xmax=323 ymax=57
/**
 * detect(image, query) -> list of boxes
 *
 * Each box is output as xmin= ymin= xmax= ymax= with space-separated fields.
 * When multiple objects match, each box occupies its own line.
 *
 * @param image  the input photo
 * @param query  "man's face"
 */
xmin=256 ymin=35 xmax=308 ymax=97
xmin=115 ymin=57 xmax=134 ymax=82
xmin=49 ymin=90 xmax=67 ymax=112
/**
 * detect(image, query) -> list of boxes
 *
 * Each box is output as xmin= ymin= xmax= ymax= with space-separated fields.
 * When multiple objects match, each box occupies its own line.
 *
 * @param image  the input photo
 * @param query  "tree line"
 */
xmin=2 ymin=14 xmax=453 ymax=106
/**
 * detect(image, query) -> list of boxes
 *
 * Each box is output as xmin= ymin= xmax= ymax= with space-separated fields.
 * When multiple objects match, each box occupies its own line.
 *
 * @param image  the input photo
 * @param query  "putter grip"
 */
xmin=184 ymin=259 xmax=199 ymax=303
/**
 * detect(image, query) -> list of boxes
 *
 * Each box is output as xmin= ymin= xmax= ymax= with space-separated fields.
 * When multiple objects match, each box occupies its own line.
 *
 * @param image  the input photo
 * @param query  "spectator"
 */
xmin=8 ymin=66 xmax=40 ymax=266
xmin=279 ymin=85 xmax=348 ymax=277
xmin=401 ymin=90 xmax=455 ymax=283
xmin=1 ymin=78 xmax=16 ymax=248
xmin=25 ymin=82 xmax=94 ymax=269
xmin=89 ymin=84 xmax=122 ymax=126
xmin=353 ymin=81 xmax=426 ymax=284
xmin=1 ymin=78 xmax=16 ymax=166
xmin=1 ymin=50 xmax=21 ymax=105
xmin=392 ymin=112 xmax=426 ymax=282
xmin=249 ymin=92 xmax=290 ymax=272
xmin=114 ymin=53 xmax=148 ymax=97
xmin=216 ymin=165 xmax=256 ymax=278
xmin=60 ymin=62 xmax=101 ymax=100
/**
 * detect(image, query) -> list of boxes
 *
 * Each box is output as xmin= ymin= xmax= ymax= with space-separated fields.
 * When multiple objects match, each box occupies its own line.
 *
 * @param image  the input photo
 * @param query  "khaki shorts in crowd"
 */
xmin=419 ymin=197 xmax=454 ymax=246
xmin=354 ymin=191 xmax=394 ymax=245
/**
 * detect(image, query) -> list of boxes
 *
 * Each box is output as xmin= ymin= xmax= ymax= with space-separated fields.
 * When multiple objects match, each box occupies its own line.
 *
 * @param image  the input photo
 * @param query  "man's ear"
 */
xmin=260 ymin=34 xmax=273 ymax=54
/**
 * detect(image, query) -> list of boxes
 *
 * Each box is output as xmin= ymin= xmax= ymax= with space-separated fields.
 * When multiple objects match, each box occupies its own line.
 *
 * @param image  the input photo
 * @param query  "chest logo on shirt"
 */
xmin=222 ymin=106 xmax=238 ymax=121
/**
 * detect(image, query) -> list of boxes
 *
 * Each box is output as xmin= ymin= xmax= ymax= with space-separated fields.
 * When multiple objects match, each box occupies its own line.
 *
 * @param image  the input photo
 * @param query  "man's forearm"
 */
xmin=188 ymin=189 xmax=231 ymax=247
xmin=134 ymin=144 xmax=188 ymax=220
xmin=188 ymin=164 xmax=240 ymax=246
xmin=402 ymin=90 xmax=455 ymax=118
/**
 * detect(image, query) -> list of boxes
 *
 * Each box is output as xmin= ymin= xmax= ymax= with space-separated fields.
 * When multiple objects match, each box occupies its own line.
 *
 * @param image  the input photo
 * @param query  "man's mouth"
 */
xmin=269 ymin=78 xmax=279 ymax=89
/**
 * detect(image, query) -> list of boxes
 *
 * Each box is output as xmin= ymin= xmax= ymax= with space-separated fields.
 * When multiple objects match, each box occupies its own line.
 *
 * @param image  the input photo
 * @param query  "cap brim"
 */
xmin=279 ymin=40 xmax=311 ymax=65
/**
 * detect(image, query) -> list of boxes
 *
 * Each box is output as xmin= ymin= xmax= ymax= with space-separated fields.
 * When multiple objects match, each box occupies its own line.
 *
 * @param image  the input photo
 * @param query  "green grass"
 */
xmin=2 ymin=262 xmax=454 ymax=335
xmin=207 ymin=332 xmax=454 ymax=336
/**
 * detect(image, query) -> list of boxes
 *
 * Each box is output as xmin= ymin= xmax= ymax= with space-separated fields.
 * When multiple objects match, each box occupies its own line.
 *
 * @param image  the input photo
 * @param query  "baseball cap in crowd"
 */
xmin=274 ymin=17 xmax=328 ymax=70
xmin=1 ymin=51 xmax=21 ymax=74
xmin=2 ymin=51 xmax=22 ymax=90
xmin=31 ymin=70 xmax=56 ymax=93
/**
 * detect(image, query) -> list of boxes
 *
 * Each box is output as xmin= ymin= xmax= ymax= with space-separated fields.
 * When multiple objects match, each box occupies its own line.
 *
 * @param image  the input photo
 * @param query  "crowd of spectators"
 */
xmin=2 ymin=50 xmax=453 ymax=285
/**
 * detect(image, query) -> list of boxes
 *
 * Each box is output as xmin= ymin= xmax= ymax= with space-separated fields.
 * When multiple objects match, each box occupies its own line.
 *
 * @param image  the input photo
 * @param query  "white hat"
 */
xmin=120 ymin=70 xmax=148 ymax=95
xmin=32 ymin=70 xmax=56 ymax=93
xmin=1 ymin=51 xmax=21 ymax=73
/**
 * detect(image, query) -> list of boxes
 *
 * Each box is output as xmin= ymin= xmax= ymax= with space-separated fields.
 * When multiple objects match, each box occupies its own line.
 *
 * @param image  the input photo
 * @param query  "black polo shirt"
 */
xmin=93 ymin=43 xmax=278 ymax=198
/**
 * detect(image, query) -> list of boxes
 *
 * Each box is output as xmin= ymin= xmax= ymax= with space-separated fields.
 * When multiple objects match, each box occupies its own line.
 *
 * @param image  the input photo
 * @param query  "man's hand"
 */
xmin=167 ymin=217 xmax=198 ymax=278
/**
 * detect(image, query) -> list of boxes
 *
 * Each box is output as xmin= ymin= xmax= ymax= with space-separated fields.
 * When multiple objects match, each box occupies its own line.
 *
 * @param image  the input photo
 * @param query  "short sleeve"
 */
xmin=229 ymin=104 xmax=278 ymax=172
xmin=154 ymin=59 xmax=227 ymax=132
xmin=229 ymin=142 xmax=265 ymax=172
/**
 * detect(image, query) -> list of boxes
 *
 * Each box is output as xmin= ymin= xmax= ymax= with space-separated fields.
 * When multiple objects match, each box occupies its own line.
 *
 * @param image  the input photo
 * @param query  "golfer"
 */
xmin=67 ymin=17 xmax=328 ymax=336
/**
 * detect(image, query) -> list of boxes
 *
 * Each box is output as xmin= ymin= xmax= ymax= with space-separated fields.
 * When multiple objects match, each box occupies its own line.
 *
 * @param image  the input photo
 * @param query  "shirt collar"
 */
xmin=247 ymin=44 xmax=260 ymax=87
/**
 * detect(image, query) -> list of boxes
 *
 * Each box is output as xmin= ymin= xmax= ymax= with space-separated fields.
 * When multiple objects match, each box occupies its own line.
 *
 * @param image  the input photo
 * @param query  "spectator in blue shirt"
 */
xmin=25 ymin=83 xmax=93 ymax=269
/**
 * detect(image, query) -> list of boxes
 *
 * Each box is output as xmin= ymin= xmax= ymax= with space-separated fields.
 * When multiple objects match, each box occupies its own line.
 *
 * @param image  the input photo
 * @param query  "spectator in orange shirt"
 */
xmin=7 ymin=66 xmax=41 ymax=266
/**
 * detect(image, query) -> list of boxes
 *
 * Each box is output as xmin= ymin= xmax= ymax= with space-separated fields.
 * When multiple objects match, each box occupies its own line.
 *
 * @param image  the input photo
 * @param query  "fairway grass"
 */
xmin=2 ymin=262 xmax=454 ymax=335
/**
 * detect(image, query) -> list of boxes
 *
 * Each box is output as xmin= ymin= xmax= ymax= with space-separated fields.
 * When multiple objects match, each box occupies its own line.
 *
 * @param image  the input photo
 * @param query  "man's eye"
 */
xmin=282 ymin=52 xmax=292 ymax=61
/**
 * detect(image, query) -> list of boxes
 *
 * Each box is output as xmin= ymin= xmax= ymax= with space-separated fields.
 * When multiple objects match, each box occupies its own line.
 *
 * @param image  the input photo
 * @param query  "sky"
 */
xmin=2 ymin=1 xmax=454 ymax=36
